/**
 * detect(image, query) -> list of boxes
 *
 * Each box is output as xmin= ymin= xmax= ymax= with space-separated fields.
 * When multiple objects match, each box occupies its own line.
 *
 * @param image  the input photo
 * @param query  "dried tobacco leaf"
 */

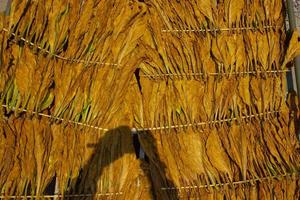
xmin=0 ymin=0 xmax=299 ymax=199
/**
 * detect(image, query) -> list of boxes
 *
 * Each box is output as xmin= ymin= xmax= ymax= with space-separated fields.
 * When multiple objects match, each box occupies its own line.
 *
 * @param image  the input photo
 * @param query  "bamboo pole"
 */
xmin=0 ymin=0 xmax=10 ymax=15
xmin=286 ymin=0 xmax=300 ymax=140
xmin=287 ymin=0 xmax=300 ymax=96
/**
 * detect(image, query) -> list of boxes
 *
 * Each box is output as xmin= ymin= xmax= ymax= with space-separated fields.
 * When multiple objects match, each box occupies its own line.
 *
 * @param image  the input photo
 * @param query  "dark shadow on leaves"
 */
xmin=62 ymin=126 xmax=179 ymax=200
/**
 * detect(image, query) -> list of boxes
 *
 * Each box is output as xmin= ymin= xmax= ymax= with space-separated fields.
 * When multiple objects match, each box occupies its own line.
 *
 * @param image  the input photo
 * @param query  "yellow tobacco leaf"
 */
xmin=226 ymin=0 xmax=244 ymax=25
xmin=257 ymin=33 xmax=269 ymax=70
xmin=283 ymin=30 xmax=300 ymax=67
xmin=195 ymin=0 xmax=214 ymax=23
xmin=14 ymin=46 xmax=34 ymax=97
xmin=238 ymin=77 xmax=251 ymax=106
xmin=206 ymin=129 xmax=232 ymax=176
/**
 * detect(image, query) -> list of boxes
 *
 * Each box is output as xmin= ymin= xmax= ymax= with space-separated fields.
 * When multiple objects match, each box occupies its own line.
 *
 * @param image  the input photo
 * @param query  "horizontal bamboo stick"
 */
xmin=0 ymin=192 xmax=123 ymax=199
xmin=0 ymin=28 xmax=119 ymax=67
xmin=140 ymin=70 xmax=291 ymax=79
xmin=162 ymin=25 xmax=281 ymax=33
xmin=1 ymin=104 xmax=281 ymax=133
xmin=161 ymin=172 xmax=299 ymax=190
